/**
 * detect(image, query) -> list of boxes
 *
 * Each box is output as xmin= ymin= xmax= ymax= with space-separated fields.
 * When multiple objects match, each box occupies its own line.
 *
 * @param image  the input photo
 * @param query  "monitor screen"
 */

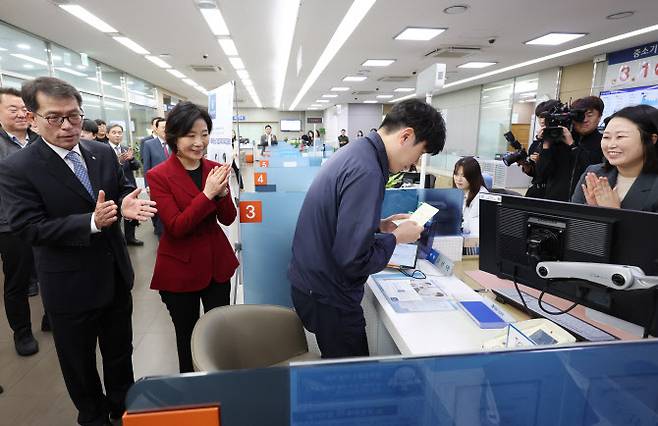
xmin=599 ymin=84 xmax=658 ymax=126
xmin=387 ymin=243 xmax=419 ymax=269
xmin=280 ymin=119 xmax=302 ymax=132
xmin=479 ymin=194 xmax=658 ymax=334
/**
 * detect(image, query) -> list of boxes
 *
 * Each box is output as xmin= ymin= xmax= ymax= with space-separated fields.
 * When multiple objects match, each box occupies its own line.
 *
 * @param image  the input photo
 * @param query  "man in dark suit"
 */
xmin=142 ymin=118 xmax=168 ymax=237
xmin=0 ymin=87 xmax=41 ymax=356
xmin=138 ymin=116 xmax=162 ymax=165
xmin=107 ymin=123 xmax=143 ymax=246
xmin=0 ymin=77 xmax=156 ymax=426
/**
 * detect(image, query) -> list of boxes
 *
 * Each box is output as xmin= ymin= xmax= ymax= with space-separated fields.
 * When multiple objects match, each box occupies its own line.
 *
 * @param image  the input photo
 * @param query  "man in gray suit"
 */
xmin=107 ymin=123 xmax=143 ymax=246
xmin=259 ymin=124 xmax=277 ymax=154
xmin=142 ymin=118 xmax=168 ymax=237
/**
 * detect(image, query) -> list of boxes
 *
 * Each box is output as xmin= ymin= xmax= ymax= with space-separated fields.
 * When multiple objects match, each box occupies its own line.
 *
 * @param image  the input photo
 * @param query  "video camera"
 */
xmin=502 ymin=131 xmax=527 ymax=166
xmin=539 ymin=101 xmax=586 ymax=142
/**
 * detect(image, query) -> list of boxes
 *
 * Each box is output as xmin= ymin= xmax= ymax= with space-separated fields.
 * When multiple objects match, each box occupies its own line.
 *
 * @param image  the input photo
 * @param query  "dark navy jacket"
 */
xmin=288 ymin=132 xmax=396 ymax=310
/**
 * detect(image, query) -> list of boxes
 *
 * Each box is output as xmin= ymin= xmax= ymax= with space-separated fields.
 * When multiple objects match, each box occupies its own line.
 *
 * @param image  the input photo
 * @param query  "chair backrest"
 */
xmin=191 ymin=304 xmax=309 ymax=372
xmin=482 ymin=172 xmax=493 ymax=189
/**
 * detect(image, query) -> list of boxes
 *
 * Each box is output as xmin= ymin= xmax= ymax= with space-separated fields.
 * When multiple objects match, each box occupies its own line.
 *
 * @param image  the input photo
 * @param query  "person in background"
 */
xmin=289 ymin=99 xmax=446 ymax=359
xmin=93 ymin=118 xmax=108 ymax=143
xmin=80 ymin=118 xmax=98 ymax=140
xmin=139 ymin=116 xmax=163 ymax=165
xmin=147 ymin=101 xmax=238 ymax=373
xmin=571 ymin=96 xmax=605 ymax=164
xmin=453 ymin=156 xmax=489 ymax=236
xmin=0 ymin=87 xmax=41 ymax=356
xmin=107 ymin=124 xmax=143 ymax=246
xmin=572 ymin=105 xmax=658 ymax=212
xmin=356 ymin=130 xmax=364 ymax=138
xmin=307 ymin=130 xmax=315 ymax=145
xmin=142 ymin=117 xmax=168 ymax=237
xmin=338 ymin=128 xmax=349 ymax=147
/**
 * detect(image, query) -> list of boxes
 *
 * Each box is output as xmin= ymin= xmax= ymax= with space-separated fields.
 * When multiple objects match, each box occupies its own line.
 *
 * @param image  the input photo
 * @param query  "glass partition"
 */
xmin=0 ymin=23 xmax=49 ymax=79
xmin=476 ymin=79 xmax=514 ymax=159
xmin=126 ymin=75 xmax=156 ymax=108
xmin=81 ymin=93 xmax=102 ymax=123
xmin=51 ymin=44 xmax=100 ymax=94
xmin=98 ymin=63 xmax=124 ymax=99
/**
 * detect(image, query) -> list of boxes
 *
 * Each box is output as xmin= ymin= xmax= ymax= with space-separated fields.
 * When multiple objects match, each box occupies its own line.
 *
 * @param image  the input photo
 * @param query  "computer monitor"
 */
xmin=479 ymin=194 xmax=658 ymax=334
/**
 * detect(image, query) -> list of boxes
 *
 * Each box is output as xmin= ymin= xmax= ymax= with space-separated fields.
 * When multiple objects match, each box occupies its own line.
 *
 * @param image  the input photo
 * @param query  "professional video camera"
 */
xmin=539 ymin=101 xmax=586 ymax=142
xmin=502 ymin=131 xmax=527 ymax=166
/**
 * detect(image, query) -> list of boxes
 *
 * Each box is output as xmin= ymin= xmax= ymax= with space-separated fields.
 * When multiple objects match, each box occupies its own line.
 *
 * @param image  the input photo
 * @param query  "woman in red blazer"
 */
xmin=146 ymin=101 xmax=238 ymax=373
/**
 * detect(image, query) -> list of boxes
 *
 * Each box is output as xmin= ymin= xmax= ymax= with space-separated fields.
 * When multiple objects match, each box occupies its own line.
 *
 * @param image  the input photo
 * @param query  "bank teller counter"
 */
xmin=122 ymin=339 xmax=658 ymax=425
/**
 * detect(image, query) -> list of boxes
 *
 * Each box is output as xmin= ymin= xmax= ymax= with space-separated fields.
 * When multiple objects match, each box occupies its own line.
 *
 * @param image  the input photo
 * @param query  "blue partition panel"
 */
xmin=264 ymin=157 xmax=311 ymax=168
xmin=126 ymin=340 xmax=658 ymax=425
xmin=263 ymin=167 xmax=319 ymax=192
xmin=382 ymin=188 xmax=464 ymax=236
xmin=241 ymin=192 xmax=306 ymax=306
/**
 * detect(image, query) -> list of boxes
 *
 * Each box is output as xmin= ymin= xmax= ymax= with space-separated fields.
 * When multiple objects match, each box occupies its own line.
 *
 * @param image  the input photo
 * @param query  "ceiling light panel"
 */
xmin=343 ymin=75 xmax=367 ymax=82
xmin=376 ymin=94 xmax=393 ymax=99
xmin=394 ymin=27 xmax=446 ymax=41
xmin=322 ymin=94 xmax=338 ymax=98
xmin=199 ymin=8 xmax=230 ymax=36
xmin=218 ymin=38 xmax=238 ymax=56
xmin=229 ymin=57 xmax=245 ymax=69
xmin=59 ymin=5 xmax=118 ymax=33
xmin=363 ymin=100 xmax=377 ymax=103
xmin=167 ymin=69 xmax=186 ymax=78
xmin=331 ymin=87 xmax=350 ymax=91
xmin=458 ymin=62 xmax=497 ymax=69
xmin=145 ymin=55 xmax=171 ymax=68
xmin=362 ymin=59 xmax=395 ymax=67
xmin=113 ymin=37 xmax=150 ymax=55
xmin=394 ymin=87 xmax=414 ymax=92
xmin=316 ymin=100 xmax=330 ymax=103
xmin=525 ymin=32 xmax=586 ymax=46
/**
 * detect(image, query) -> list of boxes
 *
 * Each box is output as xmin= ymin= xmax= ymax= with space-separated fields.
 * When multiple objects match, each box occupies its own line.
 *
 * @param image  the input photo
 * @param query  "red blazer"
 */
xmin=147 ymin=156 xmax=239 ymax=292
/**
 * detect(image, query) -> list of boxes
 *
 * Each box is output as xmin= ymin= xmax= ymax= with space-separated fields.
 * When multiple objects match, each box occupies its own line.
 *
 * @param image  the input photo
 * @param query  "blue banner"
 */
xmin=608 ymin=41 xmax=658 ymax=65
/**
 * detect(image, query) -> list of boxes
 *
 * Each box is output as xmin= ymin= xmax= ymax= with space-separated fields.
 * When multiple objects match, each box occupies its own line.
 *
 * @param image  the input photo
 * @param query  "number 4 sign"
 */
xmin=254 ymin=172 xmax=267 ymax=186
xmin=240 ymin=201 xmax=263 ymax=223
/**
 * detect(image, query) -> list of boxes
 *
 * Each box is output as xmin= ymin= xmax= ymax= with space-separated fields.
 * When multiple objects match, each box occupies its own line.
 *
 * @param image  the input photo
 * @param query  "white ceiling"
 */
xmin=2 ymin=0 xmax=658 ymax=110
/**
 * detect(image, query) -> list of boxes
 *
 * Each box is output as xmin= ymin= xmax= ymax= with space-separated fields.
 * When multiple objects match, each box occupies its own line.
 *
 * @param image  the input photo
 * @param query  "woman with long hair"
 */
xmin=453 ymin=156 xmax=488 ymax=235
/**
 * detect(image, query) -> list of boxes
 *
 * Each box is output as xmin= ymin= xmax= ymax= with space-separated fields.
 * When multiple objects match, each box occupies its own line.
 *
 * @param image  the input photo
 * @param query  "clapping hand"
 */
xmin=582 ymin=172 xmax=621 ymax=209
xmin=94 ymin=190 xmax=118 ymax=228
xmin=203 ymin=164 xmax=231 ymax=200
xmin=121 ymin=188 xmax=158 ymax=221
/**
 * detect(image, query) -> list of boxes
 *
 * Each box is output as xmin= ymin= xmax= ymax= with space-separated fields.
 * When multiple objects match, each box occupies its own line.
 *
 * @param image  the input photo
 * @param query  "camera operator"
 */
xmin=534 ymin=99 xmax=603 ymax=201
xmin=517 ymin=100 xmax=561 ymax=198
xmin=570 ymin=96 xmax=604 ymax=164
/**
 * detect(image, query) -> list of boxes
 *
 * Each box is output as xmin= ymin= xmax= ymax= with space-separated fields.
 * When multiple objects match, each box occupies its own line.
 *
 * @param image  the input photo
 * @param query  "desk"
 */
xmin=363 ymin=259 xmax=529 ymax=356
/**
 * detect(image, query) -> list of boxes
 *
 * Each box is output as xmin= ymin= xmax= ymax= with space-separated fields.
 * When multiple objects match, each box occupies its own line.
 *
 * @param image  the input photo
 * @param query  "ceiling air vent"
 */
xmin=425 ymin=46 xmax=482 ymax=58
xmin=189 ymin=65 xmax=222 ymax=73
xmin=377 ymin=76 xmax=410 ymax=82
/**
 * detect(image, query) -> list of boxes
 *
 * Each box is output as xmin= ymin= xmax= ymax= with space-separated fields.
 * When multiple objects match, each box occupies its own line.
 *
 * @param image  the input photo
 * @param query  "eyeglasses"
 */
xmin=33 ymin=111 xmax=84 ymax=127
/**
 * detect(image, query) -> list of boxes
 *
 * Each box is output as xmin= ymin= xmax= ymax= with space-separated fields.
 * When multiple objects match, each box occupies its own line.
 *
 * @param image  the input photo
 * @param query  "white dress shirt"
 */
xmin=42 ymin=139 xmax=100 ymax=233
xmin=462 ymin=186 xmax=489 ymax=237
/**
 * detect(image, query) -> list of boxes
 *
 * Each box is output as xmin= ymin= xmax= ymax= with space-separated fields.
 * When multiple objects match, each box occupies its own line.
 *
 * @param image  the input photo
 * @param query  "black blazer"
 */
xmin=571 ymin=163 xmax=658 ymax=212
xmin=113 ymin=144 xmax=140 ymax=187
xmin=0 ymin=138 xmax=136 ymax=313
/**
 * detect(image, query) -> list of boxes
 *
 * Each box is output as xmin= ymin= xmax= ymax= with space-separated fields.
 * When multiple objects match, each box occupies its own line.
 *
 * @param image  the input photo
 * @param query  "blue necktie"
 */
xmin=65 ymin=151 xmax=96 ymax=200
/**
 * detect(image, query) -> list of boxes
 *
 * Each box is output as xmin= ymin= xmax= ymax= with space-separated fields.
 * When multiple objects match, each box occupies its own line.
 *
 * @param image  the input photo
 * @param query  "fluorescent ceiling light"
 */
xmin=316 ymin=100 xmax=330 ymax=103
xmin=331 ymin=87 xmax=350 ymax=91
xmin=310 ymin=104 xmax=323 ymax=107
xmin=322 ymin=94 xmax=338 ymax=98
xmin=11 ymin=53 xmax=47 ymax=66
xmin=229 ymin=57 xmax=245 ymax=69
xmin=23 ymin=64 xmax=34 ymax=69
xmin=343 ymin=75 xmax=367 ymax=82
xmin=236 ymin=69 xmax=249 ymax=80
xmin=59 ymin=5 xmax=118 ymax=33
xmin=0 ymin=47 xmax=7 ymax=51
xmin=182 ymin=78 xmax=198 ymax=87
xmin=273 ymin=0 xmax=301 ymax=107
xmin=218 ymin=38 xmax=238 ymax=56
xmin=458 ymin=61 xmax=497 ymax=69
xmin=394 ymin=27 xmax=446 ymax=41
xmin=55 ymin=67 xmax=87 ymax=77
xmin=242 ymin=79 xmax=253 ymax=87
xmin=394 ymin=87 xmax=414 ymax=92
xmin=167 ymin=69 xmax=186 ymax=78
xmin=445 ymin=24 xmax=658 ymax=90
xmin=376 ymin=94 xmax=393 ymax=99
xmin=145 ymin=55 xmax=171 ymax=68
xmin=362 ymin=59 xmax=395 ymax=67
xmin=389 ymin=92 xmax=417 ymax=103
xmin=289 ymin=0 xmax=377 ymax=110
xmin=17 ymin=43 xmax=30 ymax=50
xmin=113 ymin=37 xmax=150 ymax=55
xmin=199 ymin=8 xmax=230 ymax=36
xmin=363 ymin=100 xmax=377 ymax=103
xmin=525 ymin=32 xmax=586 ymax=46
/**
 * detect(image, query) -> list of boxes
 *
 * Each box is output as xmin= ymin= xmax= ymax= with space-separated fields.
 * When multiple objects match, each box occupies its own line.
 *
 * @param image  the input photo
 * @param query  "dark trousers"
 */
xmin=151 ymin=214 xmax=163 ymax=237
xmin=291 ymin=287 xmax=369 ymax=359
xmin=0 ymin=232 xmax=33 ymax=335
xmin=160 ymin=281 xmax=231 ymax=373
xmin=123 ymin=219 xmax=138 ymax=241
xmin=48 ymin=286 xmax=134 ymax=426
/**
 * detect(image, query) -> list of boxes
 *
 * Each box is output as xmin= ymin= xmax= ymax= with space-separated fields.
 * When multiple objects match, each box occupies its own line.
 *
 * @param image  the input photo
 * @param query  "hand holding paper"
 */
xmin=392 ymin=202 xmax=439 ymax=226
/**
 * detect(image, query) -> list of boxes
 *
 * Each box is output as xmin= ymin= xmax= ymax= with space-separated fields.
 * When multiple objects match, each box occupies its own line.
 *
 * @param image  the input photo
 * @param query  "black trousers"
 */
xmin=160 ymin=281 xmax=231 ymax=373
xmin=291 ymin=287 xmax=369 ymax=359
xmin=123 ymin=218 xmax=138 ymax=241
xmin=0 ymin=232 xmax=33 ymax=335
xmin=49 ymin=286 xmax=134 ymax=426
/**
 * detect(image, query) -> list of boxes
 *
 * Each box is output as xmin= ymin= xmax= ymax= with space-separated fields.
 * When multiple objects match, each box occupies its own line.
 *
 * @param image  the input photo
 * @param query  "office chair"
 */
xmin=191 ymin=304 xmax=319 ymax=372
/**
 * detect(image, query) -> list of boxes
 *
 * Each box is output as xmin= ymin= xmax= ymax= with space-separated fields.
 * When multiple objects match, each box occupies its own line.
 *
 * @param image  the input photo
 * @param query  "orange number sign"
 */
xmin=259 ymin=160 xmax=269 ymax=167
xmin=254 ymin=172 xmax=267 ymax=186
xmin=240 ymin=201 xmax=263 ymax=223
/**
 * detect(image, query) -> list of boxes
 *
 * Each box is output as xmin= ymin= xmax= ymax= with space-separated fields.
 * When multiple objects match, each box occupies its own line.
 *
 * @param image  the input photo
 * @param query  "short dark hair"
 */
xmin=151 ymin=116 xmax=164 ymax=126
xmin=165 ymin=101 xmax=212 ymax=153
xmin=265 ymin=124 xmax=272 ymax=129
xmin=0 ymin=87 xmax=22 ymax=103
xmin=572 ymin=96 xmax=604 ymax=115
xmin=155 ymin=118 xmax=166 ymax=129
xmin=603 ymin=105 xmax=658 ymax=174
xmin=340 ymin=129 xmax=346 ymax=132
xmin=21 ymin=77 xmax=82 ymax=112
xmin=94 ymin=119 xmax=106 ymax=126
xmin=535 ymin=99 xmax=561 ymax=116
xmin=379 ymin=98 xmax=446 ymax=155
xmin=82 ymin=118 xmax=98 ymax=134
xmin=107 ymin=123 xmax=123 ymax=132
xmin=453 ymin=156 xmax=486 ymax=207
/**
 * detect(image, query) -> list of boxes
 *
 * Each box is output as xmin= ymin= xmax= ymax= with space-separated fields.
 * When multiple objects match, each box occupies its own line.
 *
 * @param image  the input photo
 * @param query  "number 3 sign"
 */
xmin=240 ymin=201 xmax=263 ymax=223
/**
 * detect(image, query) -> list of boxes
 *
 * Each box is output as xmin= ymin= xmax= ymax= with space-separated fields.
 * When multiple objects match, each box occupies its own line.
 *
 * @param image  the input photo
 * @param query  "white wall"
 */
xmin=232 ymin=108 xmax=308 ymax=143
xmin=347 ymin=103 xmax=383 ymax=140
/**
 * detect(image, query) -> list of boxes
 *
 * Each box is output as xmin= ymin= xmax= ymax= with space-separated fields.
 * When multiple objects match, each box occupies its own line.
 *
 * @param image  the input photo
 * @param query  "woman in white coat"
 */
xmin=453 ymin=156 xmax=489 ymax=236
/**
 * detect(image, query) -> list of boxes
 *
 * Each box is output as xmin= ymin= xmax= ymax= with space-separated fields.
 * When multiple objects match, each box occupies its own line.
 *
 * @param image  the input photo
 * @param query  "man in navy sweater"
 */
xmin=288 ymin=99 xmax=446 ymax=358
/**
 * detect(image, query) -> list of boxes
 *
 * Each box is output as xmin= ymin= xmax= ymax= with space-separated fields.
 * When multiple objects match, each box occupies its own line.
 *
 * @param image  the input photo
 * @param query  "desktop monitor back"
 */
xmin=479 ymin=194 xmax=658 ymax=333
